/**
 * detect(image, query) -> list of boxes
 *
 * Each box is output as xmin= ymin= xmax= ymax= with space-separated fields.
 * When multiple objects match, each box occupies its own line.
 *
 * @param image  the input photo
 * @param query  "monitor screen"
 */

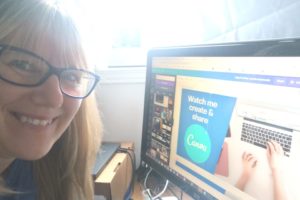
xmin=140 ymin=38 xmax=300 ymax=200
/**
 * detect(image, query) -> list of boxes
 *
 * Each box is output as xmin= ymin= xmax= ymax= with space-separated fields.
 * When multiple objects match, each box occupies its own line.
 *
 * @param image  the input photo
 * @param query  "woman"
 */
xmin=0 ymin=0 xmax=102 ymax=199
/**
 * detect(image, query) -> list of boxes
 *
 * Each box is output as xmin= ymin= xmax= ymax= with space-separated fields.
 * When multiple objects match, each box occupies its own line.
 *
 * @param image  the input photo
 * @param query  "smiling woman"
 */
xmin=0 ymin=1 xmax=102 ymax=200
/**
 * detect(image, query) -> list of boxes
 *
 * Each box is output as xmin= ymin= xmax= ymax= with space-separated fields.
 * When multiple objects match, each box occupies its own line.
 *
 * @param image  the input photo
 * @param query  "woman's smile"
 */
xmin=12 ymin=112 xmax=55 ymax=126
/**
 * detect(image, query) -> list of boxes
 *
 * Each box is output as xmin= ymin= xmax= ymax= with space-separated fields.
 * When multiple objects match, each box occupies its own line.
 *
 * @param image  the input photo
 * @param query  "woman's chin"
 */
xmin=16 ymin=146 xmax=53 ymax=161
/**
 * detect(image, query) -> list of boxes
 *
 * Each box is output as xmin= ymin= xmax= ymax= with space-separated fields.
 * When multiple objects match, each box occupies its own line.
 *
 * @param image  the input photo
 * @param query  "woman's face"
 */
xmin=0 ymin=32 xmax=82 ymax=160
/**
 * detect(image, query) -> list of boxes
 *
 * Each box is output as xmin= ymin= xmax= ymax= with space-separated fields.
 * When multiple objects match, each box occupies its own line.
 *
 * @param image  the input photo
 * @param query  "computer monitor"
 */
xmin=140 ymin=38 xmax=300 ymax=200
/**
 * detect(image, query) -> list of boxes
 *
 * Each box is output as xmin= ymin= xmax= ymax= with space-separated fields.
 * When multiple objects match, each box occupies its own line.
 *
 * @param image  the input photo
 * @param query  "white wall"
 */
xmin=96 ymin=68 xmax=146 ymax=167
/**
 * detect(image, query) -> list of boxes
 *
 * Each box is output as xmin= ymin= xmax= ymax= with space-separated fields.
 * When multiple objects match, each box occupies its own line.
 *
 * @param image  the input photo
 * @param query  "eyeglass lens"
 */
xmin=0 ymin=47 xmax=97 ymax=98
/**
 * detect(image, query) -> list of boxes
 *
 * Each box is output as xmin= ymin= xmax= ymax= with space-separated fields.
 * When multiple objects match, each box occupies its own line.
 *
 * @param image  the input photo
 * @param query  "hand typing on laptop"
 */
xmin=235 ymin=141 xmax=288 ymax=200
xmin=235 ymin=152 xmax=257 ymax=191
xmin=267 ymin=141 xmax=288 ymax=200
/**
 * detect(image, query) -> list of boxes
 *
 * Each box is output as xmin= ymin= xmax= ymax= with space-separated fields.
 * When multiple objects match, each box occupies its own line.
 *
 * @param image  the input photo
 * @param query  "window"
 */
xmin=58 ymin=0 xmax=300 ymax=69
xmin=64 ymin=0 xmax=231 ymax=69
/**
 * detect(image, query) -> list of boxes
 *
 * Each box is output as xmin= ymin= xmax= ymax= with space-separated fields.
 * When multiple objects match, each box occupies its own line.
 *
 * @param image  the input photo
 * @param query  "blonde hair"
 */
xmin=0 ymin=1 xmax=102 ymax=199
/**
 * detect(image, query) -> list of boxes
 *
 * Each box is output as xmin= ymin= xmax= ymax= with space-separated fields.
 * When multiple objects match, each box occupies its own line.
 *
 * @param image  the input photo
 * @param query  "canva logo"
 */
xmin=184 ymin=124 xmax=211 ymax=163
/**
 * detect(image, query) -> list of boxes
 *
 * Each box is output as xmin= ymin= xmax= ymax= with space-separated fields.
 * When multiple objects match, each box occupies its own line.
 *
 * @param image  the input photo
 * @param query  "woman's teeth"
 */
xmin=19 ymin=115 xmax=52 ymax=126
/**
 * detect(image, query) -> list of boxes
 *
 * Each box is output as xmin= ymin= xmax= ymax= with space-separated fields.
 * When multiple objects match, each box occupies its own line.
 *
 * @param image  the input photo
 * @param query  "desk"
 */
xmin=94 ymin=142 xmax=193 ymax=200
xmin=131 ymin=182 xmax=145 ymax=199
xmin=131 ymin=179 xmax=194 ymax=200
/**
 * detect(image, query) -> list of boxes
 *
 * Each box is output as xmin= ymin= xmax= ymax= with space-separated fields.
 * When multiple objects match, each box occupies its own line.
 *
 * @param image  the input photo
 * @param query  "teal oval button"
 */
xmin=184 ymin=124 xmax=211 ymax=163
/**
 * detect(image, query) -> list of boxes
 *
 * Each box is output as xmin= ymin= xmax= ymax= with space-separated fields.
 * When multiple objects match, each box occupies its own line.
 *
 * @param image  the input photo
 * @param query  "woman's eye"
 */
xmin=10 ymin=60 xmax=37 ymax=72
xmin=65 ymin=74 xmax=81 ymax=84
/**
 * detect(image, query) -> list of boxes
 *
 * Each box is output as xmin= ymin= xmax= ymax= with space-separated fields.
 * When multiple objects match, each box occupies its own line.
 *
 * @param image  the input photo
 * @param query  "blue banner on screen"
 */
xmin=177 ymin=89 xmax=236 ymax=174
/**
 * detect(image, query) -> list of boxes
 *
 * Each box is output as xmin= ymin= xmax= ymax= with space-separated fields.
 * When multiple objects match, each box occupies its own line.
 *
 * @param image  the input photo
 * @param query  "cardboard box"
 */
xmin=94 ymin=143 xmax=133 ymax=200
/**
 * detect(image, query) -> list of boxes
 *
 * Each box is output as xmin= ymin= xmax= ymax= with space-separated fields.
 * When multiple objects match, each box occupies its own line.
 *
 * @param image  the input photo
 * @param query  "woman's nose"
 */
xmin=30 ymin=75 xmax=64 ymax=108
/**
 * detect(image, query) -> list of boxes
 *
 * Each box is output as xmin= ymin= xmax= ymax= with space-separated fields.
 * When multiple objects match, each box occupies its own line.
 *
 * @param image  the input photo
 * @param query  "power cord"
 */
xmin=142 ymin=167 xmax=169 ymax=200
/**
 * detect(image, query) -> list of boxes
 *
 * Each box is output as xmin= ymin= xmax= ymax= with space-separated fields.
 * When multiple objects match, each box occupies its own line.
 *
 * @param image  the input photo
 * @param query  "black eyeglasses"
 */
xmin=0 ymin=44 xmax=100 ymax=99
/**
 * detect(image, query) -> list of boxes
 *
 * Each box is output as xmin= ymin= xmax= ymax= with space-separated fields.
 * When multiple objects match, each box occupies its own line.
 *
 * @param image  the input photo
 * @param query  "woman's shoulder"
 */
xmin=1 ymin=159 xmax=36 ymax=200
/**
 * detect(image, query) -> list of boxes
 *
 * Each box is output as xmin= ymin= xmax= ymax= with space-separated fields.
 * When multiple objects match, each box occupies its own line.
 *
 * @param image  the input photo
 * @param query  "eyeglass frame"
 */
xmin=0 ymin=44 xmax=100 ymax=99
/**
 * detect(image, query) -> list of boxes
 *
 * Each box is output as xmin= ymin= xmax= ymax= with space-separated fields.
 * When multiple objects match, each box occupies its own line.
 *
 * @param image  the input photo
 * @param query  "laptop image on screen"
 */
xmin=140 ymin=38 xmax=300 ymax=200
xmin=233 ymin=100 xmax=299 ymax=157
